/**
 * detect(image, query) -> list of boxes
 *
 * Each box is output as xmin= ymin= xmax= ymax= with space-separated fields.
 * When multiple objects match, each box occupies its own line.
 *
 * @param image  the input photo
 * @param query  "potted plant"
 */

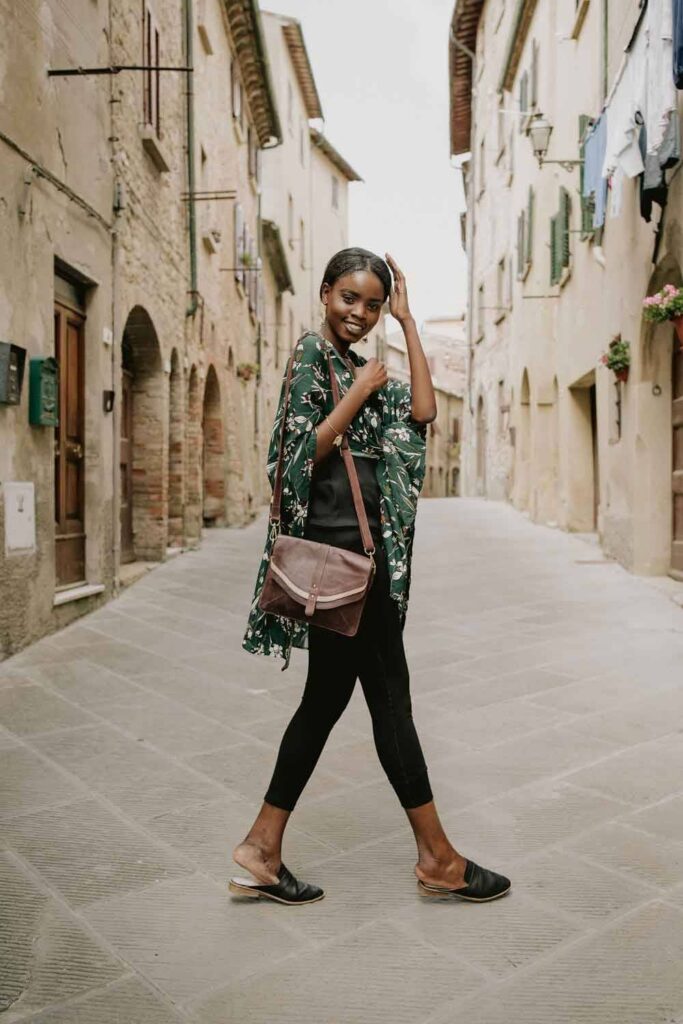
xmin=642 ymin=283 xmax=683 ymax=347
xmin=601 ymin=334 xmax=631 ymax=383
xmin=236 ymin=361 xmax=259 ymax=382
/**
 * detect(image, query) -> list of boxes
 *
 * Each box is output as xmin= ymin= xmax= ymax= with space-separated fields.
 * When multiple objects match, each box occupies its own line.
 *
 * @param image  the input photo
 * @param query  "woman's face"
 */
xmin=321 ymin=270 xmax=385 ymax=345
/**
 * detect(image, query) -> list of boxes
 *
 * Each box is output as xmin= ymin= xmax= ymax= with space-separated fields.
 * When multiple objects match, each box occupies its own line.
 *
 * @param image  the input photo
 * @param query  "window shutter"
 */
xmin=526 ymin=186 xmax=534 ymax=266
xmin=578 ymin=115 xmax=595 ymax=239
xmin=550 ymin=214 xmax=560 ymax=285
xmin=560 ymin=186 xmax=571 ymax=268
xmin=234 ymin=204 xmax=243 ymax=285
xmin=517 ymin=211 xmax=525 ymax=278
xmin=519 ymin=71 xmax=529 ymax=131
xmin=530 ymin=40 xmax=539 ymax=109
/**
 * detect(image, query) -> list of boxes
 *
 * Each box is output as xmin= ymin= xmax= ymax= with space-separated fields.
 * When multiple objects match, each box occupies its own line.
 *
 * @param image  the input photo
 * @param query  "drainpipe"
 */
xmin=184 ymin=0 xmax=198 ymax=317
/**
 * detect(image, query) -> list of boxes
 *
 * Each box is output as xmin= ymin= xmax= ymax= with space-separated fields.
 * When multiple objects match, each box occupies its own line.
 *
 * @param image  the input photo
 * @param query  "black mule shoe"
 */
xmin=417 ymin=859 xmax=511 ymax=903
xmin=228 ymin=862 xmax=325 ymax=906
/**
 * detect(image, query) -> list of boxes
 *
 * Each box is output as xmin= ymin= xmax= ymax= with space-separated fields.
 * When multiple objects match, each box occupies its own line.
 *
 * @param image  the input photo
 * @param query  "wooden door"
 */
xmin=54 ymin=302 xmax=86 ymax=587
xmin=120 ymin=368 xmax=134 ymax=563
xmin=672 ymin=339 xmax=683 ymax=575
xmin=590 ymin=384 xmax=599 ymax=530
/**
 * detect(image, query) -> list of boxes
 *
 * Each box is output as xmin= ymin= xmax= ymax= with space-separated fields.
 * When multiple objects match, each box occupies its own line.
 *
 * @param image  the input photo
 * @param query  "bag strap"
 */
xmin=269 ymin=342 xmax=376 ymax=556
xmin=325 ymin=351 xmax=375 ymax=556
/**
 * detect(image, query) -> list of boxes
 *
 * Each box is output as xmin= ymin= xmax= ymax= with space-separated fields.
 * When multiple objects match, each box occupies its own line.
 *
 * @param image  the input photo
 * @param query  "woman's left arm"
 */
xmin=385 ymin=253 xmax=437 ymax=424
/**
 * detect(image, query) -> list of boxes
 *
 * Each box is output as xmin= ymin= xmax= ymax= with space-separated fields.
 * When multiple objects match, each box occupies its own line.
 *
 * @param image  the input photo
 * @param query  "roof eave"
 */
xmin=448 ymin=0 xmax=485 ymax=156
xmin=281 ymin=20 xmax=324 ymax=120
xmin=223 ymin=0 xmax=283 ymax=146
xmin=498 ymin=0 xmax=540 ymax=92
xmin=309 ymin=129 xmax=363 ymax=182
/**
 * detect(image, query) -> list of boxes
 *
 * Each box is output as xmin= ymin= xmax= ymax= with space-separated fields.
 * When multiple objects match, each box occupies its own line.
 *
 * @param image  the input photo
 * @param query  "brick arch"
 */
xmin=120 ymin=305 xmax=166 ymax=562
xmin=184 ymin=364 xmax=202 ymax=544
xmin=167 ymin=348 xmax=184 ymax=548
xmin=202 ymin=365 xmax=225 ymax=525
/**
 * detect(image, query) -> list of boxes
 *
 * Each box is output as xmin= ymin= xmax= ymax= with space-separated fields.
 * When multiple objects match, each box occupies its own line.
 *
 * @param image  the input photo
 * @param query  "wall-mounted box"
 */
xmin=29 ymin=357 xmax=59 ymax=426
xmin=3 ymin=482 xmax=36 ymax=555
xmin=0 ymin=342 xmax=27 ymax=405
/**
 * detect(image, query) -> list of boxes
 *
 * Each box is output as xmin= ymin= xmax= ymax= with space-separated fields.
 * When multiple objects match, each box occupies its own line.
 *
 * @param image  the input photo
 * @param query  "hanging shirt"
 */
xmin=602 ymin=31 xmax=647 ymax=179
xmin=583 ymin=113 xmax=609 ymax=228
xmin=242 ymin=333 xmax=427 ymax=669
xmin=644 ymin=0 xmax=677 ymax=153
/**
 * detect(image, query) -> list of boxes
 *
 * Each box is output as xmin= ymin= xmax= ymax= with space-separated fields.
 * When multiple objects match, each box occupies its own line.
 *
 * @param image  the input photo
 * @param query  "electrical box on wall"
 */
xmin=0 ymin=342 xmax=27 ymax=405
xmin=28 ymin=357 xmax=59 ymax=426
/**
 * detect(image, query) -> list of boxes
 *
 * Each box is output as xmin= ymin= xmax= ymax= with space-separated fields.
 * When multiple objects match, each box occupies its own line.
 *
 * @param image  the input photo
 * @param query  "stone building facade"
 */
xmin=451 ymin=0 xmax=683 ymax=578
xmin=386 ymin=317 xmax=466 ymax=498
xmin=0 ymin=1 xmax=351 ymax=658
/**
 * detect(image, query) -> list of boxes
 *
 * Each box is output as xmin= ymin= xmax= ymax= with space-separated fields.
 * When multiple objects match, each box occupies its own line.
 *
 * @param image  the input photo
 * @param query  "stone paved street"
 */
xmin=3 ymin=498 xmax=683 ymax=1023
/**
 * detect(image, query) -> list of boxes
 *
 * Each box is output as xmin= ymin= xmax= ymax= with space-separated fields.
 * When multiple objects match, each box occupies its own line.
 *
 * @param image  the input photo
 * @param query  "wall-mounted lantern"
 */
xmin=528 ymin=113 xmax=583 ymax=171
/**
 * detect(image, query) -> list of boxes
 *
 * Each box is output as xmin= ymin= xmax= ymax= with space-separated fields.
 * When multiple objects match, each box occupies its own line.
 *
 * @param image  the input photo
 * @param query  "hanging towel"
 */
xmin=644 ymin=0 xmax=677 ymax=152
xmin=639 ymin=110 xmax=680 ymax=221
xmin=602 ymin=25 xmax=647 ymax=179
xmin=583 ymin=113 xmax=609 ymax=228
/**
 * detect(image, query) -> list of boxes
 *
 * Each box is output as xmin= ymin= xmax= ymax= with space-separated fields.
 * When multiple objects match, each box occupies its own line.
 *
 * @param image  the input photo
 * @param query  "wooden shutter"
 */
xmin=517 ymin=211 xmax=526 ymax=278
xmin=578 ymin=114 xmax=595 ymax=239
xmin=526 ymin=186 xmax=535 ymax=266
xmin=560 ymin=186 xmax=571 ymax=268
xmin=519 ymin=71 xmax=529 ymax=131
xmin=550 ymin=213 xmax=560 ymax=285
xmin=530 ymin=40 xmax=539 ymax=109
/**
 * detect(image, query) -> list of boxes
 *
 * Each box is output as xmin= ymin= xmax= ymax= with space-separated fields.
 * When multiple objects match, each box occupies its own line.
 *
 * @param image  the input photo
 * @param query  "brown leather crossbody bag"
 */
xmin=258 ymin=347 xmax=376 ymax=637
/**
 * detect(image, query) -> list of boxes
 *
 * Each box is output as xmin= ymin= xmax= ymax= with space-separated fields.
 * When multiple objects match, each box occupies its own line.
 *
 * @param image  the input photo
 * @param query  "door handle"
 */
xmin=66 ymin=441 xmax=84 ymax=460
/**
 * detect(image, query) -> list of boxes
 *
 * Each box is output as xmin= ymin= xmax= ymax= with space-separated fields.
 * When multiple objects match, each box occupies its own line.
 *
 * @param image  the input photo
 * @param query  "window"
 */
xmin=231 ymin=60 xmax=243 ymax=128
xmin=451 ymin=417 xmax=460 ymax=443
xmin=247 ymin=127 xmax=259 ymax=181
xmin=518 ymin=70 xmax=529 ymax=132
xmin=332 ymin=175 xmax=339 ymax=209
xmin=287 ymin=195 xmax=294 ymax=249
xmin=477 ymin=282 xmax=485 ymax=341
xmin=578 ymin=114 xmax=596 ymax=238
xmin=299 ymin=218 xmax=305 ymax=270
xmin=550 ymin=187 xmax=571 ymax=285
xmin=478 ymin=136 xmax=486 ymax=197
xmin=143 ymin=4 xmax=161 ymax=136
xmin=287 ymin=81 xmax=293 ymax=134
xmin=516 ymin=186 xmax=534 ymax=279
xmin=496 ymin=256 xmax=508 ymax=321
xmin=530 ymin=40 xmax=539 ymax=110
xmin=234 ymin=203 xmax=244 ymax=287
xmin=497 ymin=97 xmax=506 ymax=162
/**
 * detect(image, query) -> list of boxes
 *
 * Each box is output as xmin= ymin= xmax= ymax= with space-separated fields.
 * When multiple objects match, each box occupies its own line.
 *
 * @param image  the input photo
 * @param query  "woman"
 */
xmin=232 ymin=248 xmax=510 ymax=906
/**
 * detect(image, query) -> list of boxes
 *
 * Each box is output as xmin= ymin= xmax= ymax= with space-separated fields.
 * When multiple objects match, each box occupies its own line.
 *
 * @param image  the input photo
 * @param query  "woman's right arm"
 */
xmin=314 ymin=358 xmax=388 ymax=464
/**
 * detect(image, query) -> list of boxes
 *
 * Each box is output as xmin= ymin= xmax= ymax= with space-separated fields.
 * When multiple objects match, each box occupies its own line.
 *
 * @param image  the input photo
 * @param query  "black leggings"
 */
xmin=264 ymin=525 xmax=433 ymax=811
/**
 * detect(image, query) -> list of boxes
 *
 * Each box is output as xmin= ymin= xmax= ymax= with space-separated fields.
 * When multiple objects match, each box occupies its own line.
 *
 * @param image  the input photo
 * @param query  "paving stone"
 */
xmin=568 ymin=686 xmax=683 ymax=746
xmin=288 ymin=779 xmax=411 ymax=854
xmin=130 ymin=667 xmax=289 ymax=726
xmin=626 ymin=794 xmax=683 ymax=844
xmin=512 ymin=849 xmax=659 ymax=921
xmin=0 ymin=683 xmax=95 ymax=736
xmin=82 ymin=873 xmax=306 ymax=1004
xmin=0 ymin=747 xmax=85 ymax=815
xmin=0 ymin=853 xmax=127 ymax=1018
xmin=2 ymin=799 xmax=193 ymax=907
xmin=32 ymin=726 xmax=226 ymax=823
xmin=21 ymin=976 xmax=188 ymax=1023
xmin=565 ymin=821 xmax=683 ymax=890
xmin=21 ymin=659 xmax=143 ymax=707
xmin=425 ymin=696 xmax=574 ymax=749
xmin=566 ymin=733 xmax=683 ymax=806
xmin=191 ymin=920 xmax=484 ymax=1024
xmin=440 ymin=902 xmax=683 ymax=1024
xmin=390 ymin=890 xmax=581 ymax=977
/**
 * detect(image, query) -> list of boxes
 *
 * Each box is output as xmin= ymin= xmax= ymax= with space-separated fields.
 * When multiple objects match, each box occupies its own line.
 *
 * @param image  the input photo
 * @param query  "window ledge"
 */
xmin=139 ymin=126 xmax=171 ymax=173
xmin=572 ymin=0 xmax=590 ymax=40
xmin=53 ymin=583 xmax=105 ymax=607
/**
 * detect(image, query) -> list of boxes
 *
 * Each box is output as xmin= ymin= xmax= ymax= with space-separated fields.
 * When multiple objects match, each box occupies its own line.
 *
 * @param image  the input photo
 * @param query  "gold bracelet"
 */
xmin=325 ymin=415 xmax=344 ymax=447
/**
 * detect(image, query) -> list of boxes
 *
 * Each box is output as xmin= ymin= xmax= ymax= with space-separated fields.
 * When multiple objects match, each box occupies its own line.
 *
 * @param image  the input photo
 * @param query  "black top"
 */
xmin=307 ymin=451 xmax=382 ymax=532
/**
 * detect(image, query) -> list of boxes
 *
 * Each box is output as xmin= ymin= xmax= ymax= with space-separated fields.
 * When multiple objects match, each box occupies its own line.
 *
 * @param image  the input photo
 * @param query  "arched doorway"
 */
xmin=476 ymin=394 xmax=487 ymax=496
xmin=184 ymin=365 xmax=202 ymax=544
xmin=167 ymin=350 xmax=184 ymax=548
xmin=120 ymin=306 xmax=165 ymax=563
xmin=202 ymin=365 xmax=225 ymax=525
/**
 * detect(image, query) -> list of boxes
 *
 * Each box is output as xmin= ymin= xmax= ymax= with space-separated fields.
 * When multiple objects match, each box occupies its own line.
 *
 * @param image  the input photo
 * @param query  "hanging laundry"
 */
xmin=674 ymin=0 xmax=683 ymax=88
xmin=644 ymin=0 xmax=677 ymax=152
xmin=608 ymin=167 xmax=625 ymax=219
xmin=583 ymin=113 xmax=609 ymax=228
xmin=638 ymin=109 xmax=681 ymax=221
xmin=602 ymin=26 xmax=647 ymax=179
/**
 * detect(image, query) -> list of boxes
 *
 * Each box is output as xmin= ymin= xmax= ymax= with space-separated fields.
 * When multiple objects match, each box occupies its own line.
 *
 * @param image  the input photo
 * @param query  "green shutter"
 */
xmin=517 ymin=211 xmax=525 ymax=278
xmin=526 ymin=186 xmax=534 ymax=266
xmin=560 ymin=186 xmax=571 ymax=267
xmin=550 ymin=213 xmax=560 ymax=285
xmin=578 ymin=115 xmax=594 ymax=239
xmin=519 ymin=71 xmax=529 ymax=131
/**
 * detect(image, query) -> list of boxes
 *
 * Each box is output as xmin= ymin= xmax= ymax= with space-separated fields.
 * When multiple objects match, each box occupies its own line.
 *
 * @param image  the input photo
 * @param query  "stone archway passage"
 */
xmin=120 ymin=306 xmax=166 ymax=563
xmin=202 ymin=365 xmax=225 ymax=526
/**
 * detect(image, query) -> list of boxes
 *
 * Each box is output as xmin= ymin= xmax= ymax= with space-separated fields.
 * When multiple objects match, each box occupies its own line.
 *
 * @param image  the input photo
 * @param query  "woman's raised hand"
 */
xmin=354 ymin=358 xmax=389 ymax=398
xmin=385 ymin=253 xmax=413 ymax=324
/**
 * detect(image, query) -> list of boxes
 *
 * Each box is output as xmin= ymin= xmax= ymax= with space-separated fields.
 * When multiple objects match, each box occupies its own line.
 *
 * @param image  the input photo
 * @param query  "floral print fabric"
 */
xmin=242 ymin=332 xmax=427 ymax=668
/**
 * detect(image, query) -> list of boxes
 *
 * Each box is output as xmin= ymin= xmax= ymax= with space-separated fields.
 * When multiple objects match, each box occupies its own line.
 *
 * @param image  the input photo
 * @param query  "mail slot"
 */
xmin=0 ymin=341 xmax=27 ymax=405
xmin=29 ymin=357 xmax=59 ymax=426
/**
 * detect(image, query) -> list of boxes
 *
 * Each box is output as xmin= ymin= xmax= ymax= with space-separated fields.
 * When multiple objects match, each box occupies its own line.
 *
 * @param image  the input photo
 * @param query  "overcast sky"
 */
xmin=262 ymin=0 xmax=467 ymax=328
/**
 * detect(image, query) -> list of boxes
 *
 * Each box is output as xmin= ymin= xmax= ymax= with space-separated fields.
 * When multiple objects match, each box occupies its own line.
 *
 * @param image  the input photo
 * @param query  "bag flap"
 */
xmin=270 ymin=535 xmax=372 ymax=608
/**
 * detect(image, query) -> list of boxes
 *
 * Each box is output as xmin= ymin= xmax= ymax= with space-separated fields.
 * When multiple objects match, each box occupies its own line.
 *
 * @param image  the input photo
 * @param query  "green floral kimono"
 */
xmin=242 ymin=332 xmax=427 ymax=669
